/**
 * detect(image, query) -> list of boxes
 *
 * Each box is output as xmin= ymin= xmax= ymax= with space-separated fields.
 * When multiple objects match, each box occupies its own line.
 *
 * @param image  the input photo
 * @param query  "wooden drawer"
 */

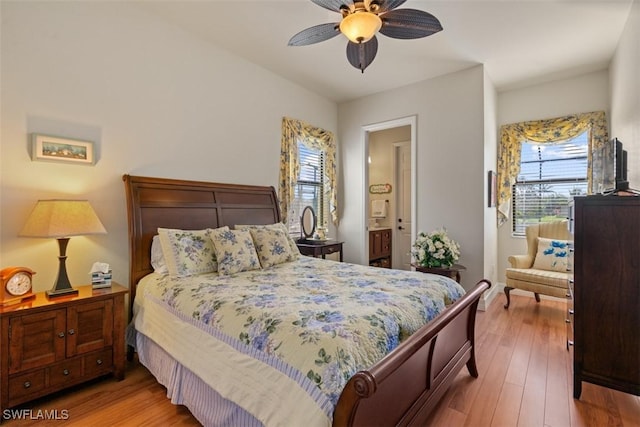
xmin=84 ymin=348 xmax=113 ymax=377
xmin=8 ymin=369 xmax=46 ymax=404
xmin=49 ymin=358 xmax=83 ymax=388
xmin=323 ymin=244 xmax=341 ymax=255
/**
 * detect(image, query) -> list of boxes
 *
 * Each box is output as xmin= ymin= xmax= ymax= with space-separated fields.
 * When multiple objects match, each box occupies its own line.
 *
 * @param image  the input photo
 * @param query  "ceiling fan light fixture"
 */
xmin=339 ymin=12 xmax=382 ymax=43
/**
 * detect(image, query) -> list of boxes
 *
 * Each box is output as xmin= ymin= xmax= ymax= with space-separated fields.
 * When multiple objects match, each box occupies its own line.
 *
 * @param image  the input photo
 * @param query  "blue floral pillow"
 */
xmin=247 ymin=227 xmax=296 ymax=268
xmin=532 ymin=237 xmax=570 ymax=272
xmin=235 ymin=223 xmax=300 ymax=257
xmin=208 ymin=228 xmax=261 ymax=275
xmin=157 ymin=227 xmax=224 ymax=278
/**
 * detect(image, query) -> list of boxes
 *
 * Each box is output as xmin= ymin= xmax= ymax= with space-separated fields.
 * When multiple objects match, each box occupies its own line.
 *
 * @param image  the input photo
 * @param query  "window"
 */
xmin=279 ymin=117 xmax=337 ymax=232
xmin=288 ymin=141 xmax=328 ymax=236
xmin=512 ymin=131 xmax=588 ymax=235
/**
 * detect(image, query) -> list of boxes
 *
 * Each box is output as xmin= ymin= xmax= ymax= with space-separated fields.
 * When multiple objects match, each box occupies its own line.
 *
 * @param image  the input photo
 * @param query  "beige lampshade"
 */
xmin=339 ymin=11 xmax=382 ymax=43
xmin=19 ymin=200 xmax=107 ymax=238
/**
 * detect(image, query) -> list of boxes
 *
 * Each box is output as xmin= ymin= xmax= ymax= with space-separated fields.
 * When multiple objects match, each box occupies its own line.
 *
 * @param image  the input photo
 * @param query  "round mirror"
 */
xmin=301 ymin=206 xmax=317 ymax=238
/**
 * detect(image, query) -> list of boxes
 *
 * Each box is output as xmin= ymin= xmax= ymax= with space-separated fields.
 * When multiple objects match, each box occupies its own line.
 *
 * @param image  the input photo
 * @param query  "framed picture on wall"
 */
xmin=31 ymin=134 xmax=95 ymax=165
xmin=488 ymin=170 xmax=497 ymax=208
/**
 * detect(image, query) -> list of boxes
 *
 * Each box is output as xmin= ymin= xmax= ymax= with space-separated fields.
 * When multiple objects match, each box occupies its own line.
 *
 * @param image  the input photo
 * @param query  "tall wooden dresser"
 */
xmin=572 ymin=195 xmax=639 ymax=398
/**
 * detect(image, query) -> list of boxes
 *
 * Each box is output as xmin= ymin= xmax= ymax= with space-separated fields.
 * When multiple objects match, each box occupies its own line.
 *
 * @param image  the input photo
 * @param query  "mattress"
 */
xmin=129 ymin=256 xmax=465 ymax=426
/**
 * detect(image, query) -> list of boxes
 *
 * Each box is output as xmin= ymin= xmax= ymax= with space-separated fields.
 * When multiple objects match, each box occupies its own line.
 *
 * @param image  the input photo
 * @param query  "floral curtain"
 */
xmin=497 ymin=111 xmax=608 ymax=227
xmin=279 ymin=117 xmax=338 ymax=226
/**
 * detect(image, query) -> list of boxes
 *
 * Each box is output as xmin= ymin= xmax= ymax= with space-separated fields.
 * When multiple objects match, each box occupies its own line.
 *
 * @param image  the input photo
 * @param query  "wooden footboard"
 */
xmin=334 ymin=279 xmax=491 ymax=427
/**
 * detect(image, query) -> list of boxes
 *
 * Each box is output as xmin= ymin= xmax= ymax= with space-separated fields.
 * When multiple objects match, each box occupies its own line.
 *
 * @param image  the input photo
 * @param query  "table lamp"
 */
xmin=19 ymin=200 xmax=107 ymax=298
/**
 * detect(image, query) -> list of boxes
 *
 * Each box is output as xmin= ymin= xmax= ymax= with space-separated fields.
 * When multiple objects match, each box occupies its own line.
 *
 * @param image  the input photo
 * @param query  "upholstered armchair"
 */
xmin=504 ymin=220 xmax=572 ymax=308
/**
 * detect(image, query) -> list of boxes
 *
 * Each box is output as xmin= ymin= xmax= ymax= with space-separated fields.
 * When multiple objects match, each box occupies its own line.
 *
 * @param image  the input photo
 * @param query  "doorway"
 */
xmin=363 ymin=116 xmax=416 ymax=270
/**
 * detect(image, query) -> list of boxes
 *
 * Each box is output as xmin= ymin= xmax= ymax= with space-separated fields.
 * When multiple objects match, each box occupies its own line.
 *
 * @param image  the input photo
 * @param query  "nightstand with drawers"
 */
xmin=296 ymin=240 xmax=344 ymax=262
xmin=0 ymin=284 xmax=128 ymax=414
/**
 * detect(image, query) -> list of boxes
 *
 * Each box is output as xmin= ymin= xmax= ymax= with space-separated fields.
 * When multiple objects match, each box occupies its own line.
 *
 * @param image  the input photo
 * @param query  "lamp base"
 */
xmin=46 ymin=287 xmax=79 ymax=298
xmin=46 ymin=237 xmax=79 ymax=299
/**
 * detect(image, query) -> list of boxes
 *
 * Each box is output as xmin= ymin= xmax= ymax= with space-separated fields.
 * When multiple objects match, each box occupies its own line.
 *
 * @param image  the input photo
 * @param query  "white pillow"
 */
xmin=532 ymin=237 xmax=570 ymax=272
xmin=150 ymin=235 xmax=168 ymax=275
xmin=157 ymin=227 xmax=225 ymax=278
xmin=208 ymin=228 xmax=261 ymax=275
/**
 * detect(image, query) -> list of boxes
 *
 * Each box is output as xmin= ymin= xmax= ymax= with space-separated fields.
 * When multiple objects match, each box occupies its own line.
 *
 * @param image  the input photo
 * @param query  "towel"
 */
xmin=371 ymin=199 xmax=387 ymax=218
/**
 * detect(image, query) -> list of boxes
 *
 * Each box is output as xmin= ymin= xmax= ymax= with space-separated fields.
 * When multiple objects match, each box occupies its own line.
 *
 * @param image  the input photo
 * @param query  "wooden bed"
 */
xmin=123 ymin=174 xmax=491 ymax=427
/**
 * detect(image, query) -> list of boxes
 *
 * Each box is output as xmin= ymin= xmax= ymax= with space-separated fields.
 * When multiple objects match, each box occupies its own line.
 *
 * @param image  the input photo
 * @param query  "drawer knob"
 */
xmin=63 ymin=369 xmax=70 ymax=376
xmin=23 ymin=381 xmax=31 ymax=389
xmin=96 ymin=359 xmax=103 ymax=365
xmin=569 ymin=309 xmax=574 ymax=315
xmin=68 ymin=329 xmax=75 ymax=335
xmin=565 ymin=319 xmax=571 ymax=323
xmin=58 ymin=332 xmax=65 ymax=338
xmin=567 ymin=340 xmax=574 ymax=347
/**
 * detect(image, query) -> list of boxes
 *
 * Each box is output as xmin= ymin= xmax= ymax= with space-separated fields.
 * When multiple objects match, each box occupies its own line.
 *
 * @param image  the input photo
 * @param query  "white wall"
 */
xmin=610 ymin=0 xmax=639 ymax=188
xmin=0 ymin=1 xmax=337 ymax=293
xmin=483 ymin=70 xmax=499 ymax=304
xmin=496 ymin=70 xmax=610 ymax=284
xmin=338 ymin=66 xmax=486 ymax=291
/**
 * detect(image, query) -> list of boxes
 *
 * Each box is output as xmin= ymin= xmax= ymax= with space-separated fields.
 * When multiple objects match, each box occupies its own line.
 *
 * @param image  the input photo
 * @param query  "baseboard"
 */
xmin=477 ymin=281 xmax=500 ymax=311
xmin=486 ymin=282 xmax=568 ymax=307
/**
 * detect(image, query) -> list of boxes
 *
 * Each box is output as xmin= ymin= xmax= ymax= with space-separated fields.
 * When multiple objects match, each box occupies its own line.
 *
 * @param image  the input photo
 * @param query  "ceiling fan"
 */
xmin=288 ymin=0 xmax=443 ymax=73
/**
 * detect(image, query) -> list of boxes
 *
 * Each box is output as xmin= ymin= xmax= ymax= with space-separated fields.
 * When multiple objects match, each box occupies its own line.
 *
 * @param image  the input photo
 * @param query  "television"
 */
xmin=614 ymin=137 xmax=629 ymax=191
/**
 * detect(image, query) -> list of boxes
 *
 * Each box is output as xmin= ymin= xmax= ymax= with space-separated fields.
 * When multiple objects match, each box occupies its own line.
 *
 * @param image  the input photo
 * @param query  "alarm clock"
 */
xmin=0 ymin=267 xmax=36 ymax=306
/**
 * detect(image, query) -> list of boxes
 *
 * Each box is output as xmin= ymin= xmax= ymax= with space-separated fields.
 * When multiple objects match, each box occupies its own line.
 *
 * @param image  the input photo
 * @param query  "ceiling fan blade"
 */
xmin=310 ymin=0 xmax=352 ymax=13
xmin=288 ymin=22 xmax=341 ymax=46
xmin=377 ymin=0 xmax=407 ymax=13
xmin=379 ymin=9 xmax=443 ymax=39
xmin=346 ymin=36 xmax=378 ymax=73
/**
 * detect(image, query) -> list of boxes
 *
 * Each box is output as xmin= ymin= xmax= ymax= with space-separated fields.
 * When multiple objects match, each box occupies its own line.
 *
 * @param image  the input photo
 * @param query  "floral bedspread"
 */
xmin=135 ymin=256 xmax=465 ymax=422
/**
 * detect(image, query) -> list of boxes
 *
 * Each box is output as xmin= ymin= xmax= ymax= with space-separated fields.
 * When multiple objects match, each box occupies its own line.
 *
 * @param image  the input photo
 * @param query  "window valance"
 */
xmin=497 ymin=111 xmax=608 ymax=226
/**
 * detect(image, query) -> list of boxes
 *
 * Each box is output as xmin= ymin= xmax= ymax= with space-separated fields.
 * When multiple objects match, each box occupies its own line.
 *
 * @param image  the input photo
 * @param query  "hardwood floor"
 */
xmin=4 ymin=294 xmax=639 ymax=426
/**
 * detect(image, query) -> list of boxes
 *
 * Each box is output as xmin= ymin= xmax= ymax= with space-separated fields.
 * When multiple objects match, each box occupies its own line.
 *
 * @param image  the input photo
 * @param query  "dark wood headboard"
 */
xmin=122 ymin=175 xmax=281 ymax=310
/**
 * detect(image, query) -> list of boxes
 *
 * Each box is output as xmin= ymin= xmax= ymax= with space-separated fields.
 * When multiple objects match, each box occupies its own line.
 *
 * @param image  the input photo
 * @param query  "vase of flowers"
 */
xmin=412 ymin=228 xmax=461 ymax=268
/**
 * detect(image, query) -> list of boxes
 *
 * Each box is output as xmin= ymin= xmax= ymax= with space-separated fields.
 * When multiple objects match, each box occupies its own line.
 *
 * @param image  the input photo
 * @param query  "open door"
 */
xmin=363 ymin=116 xmax=416 ymax=269
xmin=394 ymin=141 xmax=412 ymax=270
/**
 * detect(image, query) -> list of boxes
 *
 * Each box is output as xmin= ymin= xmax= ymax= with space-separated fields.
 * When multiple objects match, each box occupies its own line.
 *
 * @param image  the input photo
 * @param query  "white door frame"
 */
xmin=362 ymin=116 xmax=417 ymax=266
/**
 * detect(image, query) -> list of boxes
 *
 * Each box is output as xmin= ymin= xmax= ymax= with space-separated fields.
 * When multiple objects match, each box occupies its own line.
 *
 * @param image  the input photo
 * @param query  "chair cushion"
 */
xmin=532 ymin=237 xmax=571 ymax=272
xmin=505 ymin=267 xmax=570 ymax=290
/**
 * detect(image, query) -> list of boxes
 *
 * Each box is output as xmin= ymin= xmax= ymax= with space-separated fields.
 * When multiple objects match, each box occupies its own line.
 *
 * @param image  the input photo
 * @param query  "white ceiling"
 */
xmin=134 ymin=0 xmax=633 ymax=103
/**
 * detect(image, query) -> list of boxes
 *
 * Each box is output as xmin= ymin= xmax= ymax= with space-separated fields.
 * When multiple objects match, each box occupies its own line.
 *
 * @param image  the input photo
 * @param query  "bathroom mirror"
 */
xmin=300 ymin=206 xmax=317 ymax=239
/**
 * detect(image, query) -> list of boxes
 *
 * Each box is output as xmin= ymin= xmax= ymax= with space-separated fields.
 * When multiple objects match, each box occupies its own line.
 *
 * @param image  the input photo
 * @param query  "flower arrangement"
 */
xmin=412 ymin=228 xmax=461 ymax=268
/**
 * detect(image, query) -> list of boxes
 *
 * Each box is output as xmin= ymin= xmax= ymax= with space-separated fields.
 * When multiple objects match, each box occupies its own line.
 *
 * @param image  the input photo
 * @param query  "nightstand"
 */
xmin=296 ymin=240 xmax=344 ymax=262
xmin=412 ymin=264 xmax=466 ymax=283
xmin=0 ymin=284 xmax=128 ymax=414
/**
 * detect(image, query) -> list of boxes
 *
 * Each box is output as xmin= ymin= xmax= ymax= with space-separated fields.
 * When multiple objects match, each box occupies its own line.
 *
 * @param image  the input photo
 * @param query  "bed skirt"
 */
xmin=136 ymin=333 xmax=263 ymax=427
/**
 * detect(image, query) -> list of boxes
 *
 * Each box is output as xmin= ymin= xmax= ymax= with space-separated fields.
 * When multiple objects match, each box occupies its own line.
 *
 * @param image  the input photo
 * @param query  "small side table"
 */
xmin=412 ymin=263 xmax=466 ymax=283
xmin=297 ymin=240 xmax=344 ymax=262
